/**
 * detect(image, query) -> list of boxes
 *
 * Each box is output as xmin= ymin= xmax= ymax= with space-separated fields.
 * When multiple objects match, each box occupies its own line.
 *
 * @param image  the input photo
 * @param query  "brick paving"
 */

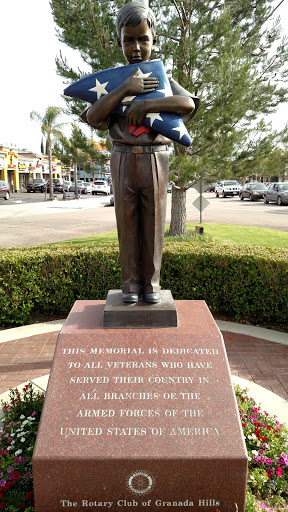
xmin=0 ymin=332 xmax=58 ymax=395
xmin=223 ymin=331 xmax=288 ymax=401
xmin=0 ymin=330 xmax=287 ymax=401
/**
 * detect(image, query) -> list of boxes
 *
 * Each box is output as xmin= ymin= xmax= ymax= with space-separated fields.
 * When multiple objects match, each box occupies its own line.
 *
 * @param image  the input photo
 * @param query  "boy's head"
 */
xmin=116 ymin=2 xmax=156 ymax=39
xmin=116 ymin=2 xmax=157 ymax=64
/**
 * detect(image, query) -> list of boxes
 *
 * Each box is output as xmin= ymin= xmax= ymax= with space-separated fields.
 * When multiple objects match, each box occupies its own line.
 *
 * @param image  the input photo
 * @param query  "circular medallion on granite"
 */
xmin=127 ymin=470 xmax=154 ymax=495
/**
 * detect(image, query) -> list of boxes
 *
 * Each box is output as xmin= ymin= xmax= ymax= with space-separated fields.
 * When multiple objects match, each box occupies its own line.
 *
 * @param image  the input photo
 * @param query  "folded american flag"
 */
xmin=64 ymin=59 xmax=192 ymax=146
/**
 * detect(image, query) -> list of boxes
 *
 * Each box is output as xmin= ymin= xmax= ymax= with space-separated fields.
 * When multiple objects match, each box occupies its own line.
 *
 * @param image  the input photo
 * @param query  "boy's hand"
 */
xmin=123 ymin=69 xmax=159 ymax=96
xmin=124 ymin=100 xmax=147 ymax=126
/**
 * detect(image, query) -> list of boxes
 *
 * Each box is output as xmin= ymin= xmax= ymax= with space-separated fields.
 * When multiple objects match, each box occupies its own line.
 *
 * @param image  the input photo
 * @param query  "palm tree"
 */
xmin=30 ymin=106 xmax=64 ymax=200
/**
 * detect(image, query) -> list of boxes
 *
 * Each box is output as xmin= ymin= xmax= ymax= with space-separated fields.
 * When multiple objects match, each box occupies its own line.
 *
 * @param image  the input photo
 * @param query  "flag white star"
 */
xmin=172 ymin=121 xmax=187 ymax=140
xmin=89 ymin=79 xmax=109 ymax=100
xmin=121 ymin=95 xmax=137 ymax=112
xmin=137 ymin=68 xmax=152 ymax=78
xmin=146 ymin=112 xmax=163 ymax=127
xmin=157 ymin=83 xmax=172 ymax=97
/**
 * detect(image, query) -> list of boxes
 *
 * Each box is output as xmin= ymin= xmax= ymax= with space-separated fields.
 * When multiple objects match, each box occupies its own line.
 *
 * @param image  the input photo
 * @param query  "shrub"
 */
xmin=0 ymin=244 xmax=120 ymax=326
xmin=0 ymin=243 xmax=287 ymax=328
xmin=161 ymin=243 xmax=288 ymax=327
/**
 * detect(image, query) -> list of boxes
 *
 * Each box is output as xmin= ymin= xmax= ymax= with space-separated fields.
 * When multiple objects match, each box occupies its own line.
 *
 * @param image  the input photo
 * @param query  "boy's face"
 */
xmin=118 ymin=21 xmax=155 ymax=64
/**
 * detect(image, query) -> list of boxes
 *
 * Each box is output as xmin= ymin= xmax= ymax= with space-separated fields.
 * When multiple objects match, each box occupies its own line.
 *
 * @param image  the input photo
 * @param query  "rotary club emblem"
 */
xmin=126 ymin=470 xmax=155 ymax=495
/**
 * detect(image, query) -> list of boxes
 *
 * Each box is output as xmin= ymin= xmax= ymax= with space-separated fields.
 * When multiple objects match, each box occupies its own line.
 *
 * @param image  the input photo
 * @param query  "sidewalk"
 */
xmin=0 ymin=319 xmax=287 ymax=423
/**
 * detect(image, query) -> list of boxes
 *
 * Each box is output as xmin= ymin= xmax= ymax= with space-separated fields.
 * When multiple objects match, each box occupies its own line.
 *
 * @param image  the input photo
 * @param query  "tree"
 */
xmin=54 ymin=124 xmax=91 ymax=197
xmin=30 ymin=106 xmax=65 ymax=200
xmin=51 ymin=0 xmax=288 ymax=233
xmin=261 ymin=147 xmax=288 ymax=181
xmin=52 ymin=134 xmax=73 ymax=197
xmin=85 ymin=141 xmax=106 ymax=180
xmin=70 ymin=124 xmax=93 ymax=196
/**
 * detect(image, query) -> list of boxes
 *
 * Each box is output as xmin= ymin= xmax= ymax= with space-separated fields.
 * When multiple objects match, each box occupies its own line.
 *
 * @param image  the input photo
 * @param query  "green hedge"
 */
xmin=0 ymin=243 xmax=287 ymax=328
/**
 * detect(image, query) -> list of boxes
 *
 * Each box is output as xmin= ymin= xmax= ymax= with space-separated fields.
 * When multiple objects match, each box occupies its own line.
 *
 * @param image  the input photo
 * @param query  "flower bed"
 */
xmin=0 ymin=384 xmax=287 ymax=512
xmin=236 ymin=386 xmax=288 ymax=512
xmin=0 ymin=385 xmax=44 ymax=511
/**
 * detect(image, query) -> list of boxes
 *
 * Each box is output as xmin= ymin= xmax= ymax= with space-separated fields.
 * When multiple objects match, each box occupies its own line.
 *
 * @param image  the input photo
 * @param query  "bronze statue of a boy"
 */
xmin=85 ymin=1 xmax=196 ymax=304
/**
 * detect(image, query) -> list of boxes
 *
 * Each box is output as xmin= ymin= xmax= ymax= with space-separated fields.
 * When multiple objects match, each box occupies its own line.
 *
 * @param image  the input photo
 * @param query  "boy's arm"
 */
xmin=124 ymin=95 xmax=195 ymax=127
xmin=124 ymin=77 xmax=198 ymax=126
xmin=86 ymin=70 xmax=159 ymax=129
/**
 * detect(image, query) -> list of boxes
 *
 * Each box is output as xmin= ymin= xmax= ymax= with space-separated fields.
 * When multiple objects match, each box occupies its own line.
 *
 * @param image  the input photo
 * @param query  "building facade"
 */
xmin=0 ymin=145 xmax=62 ymax=191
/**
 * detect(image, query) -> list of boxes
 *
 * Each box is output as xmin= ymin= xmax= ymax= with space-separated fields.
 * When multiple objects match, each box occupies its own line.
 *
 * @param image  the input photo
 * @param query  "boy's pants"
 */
xmin=111 ymin=144 xmax=169 ymax=295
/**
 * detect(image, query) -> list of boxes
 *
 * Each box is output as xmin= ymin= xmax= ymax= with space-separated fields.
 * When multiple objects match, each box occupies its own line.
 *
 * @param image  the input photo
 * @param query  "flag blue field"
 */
xmin=64 ymin=60 xmax=192 ymax=146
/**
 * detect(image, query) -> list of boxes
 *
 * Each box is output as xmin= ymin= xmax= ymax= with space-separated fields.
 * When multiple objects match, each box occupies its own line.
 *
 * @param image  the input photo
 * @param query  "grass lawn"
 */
xmin=195 ymin=223 xmax=288 ymax=249
xmin=50 ymin=223 xmax=288 ymax=249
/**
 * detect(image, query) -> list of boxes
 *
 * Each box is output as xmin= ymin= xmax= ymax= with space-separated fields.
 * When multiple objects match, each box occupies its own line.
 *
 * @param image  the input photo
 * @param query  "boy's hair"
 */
xmin=116 ymin=1 xmax=156 ymax=39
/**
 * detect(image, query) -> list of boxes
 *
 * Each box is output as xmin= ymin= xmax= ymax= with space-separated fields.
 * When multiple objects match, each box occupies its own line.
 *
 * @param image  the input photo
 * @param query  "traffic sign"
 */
xmin=193 ymin=195 xmax=209 ymax=211
xmin=193 ymin=180 xmax=208 ymax=194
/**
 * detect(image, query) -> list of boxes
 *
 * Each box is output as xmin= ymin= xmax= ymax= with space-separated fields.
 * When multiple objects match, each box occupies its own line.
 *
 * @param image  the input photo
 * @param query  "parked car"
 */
xmin=110 ymin=195 xmax=114 ymax=206
xmin=205 ymin=182 xmax=219 ymax=192
xmin=70 ymin=182 xmax=87 ymax=194
xmin=215 ymin=180 xmax=241 ymax=197
xmin=263 ymin=182 xmax=288 ymax=205
xmin=91 ymin=180 xmax=110 ymax=195
xmin=239 ymin=182 xmax=267 ymax=201
xmin=77 ymin=181 xmax=87 ymax=194
xmin=64 ymin=180 xmax=72 ymax=192
xmin=47 ymin=178 xmax=72 ymax=193
xmin=0 ymin=180 xmax=9 ymax=200
xmin=83 ymin=182 xmax=92 ymax=193
xmin=27 ymin=178 xmax=47 ymax=193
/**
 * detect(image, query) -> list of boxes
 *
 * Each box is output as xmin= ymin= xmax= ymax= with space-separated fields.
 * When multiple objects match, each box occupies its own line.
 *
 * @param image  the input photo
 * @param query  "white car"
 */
xmin=91 ymin=180 xmax=110 ymax=195
xmin=215 ymin=180 xmax=241 ymax=197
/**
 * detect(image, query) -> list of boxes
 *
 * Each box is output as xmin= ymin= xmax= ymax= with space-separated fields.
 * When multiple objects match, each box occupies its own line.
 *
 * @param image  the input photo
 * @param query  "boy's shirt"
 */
xmin=83 ymin=78 xmax=198 ymax=147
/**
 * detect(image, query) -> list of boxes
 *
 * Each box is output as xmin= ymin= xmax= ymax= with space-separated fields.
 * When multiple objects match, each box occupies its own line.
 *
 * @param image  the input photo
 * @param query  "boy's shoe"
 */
xmin=122 ymin=292 xmax=139 ymax=303
xmin=143 ymin=292 xmax=160 ymax=304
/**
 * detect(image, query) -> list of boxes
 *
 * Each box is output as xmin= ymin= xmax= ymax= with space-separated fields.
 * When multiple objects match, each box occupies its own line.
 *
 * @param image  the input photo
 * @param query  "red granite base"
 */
xmin=33 ymin=300 xmax=247 ymax=512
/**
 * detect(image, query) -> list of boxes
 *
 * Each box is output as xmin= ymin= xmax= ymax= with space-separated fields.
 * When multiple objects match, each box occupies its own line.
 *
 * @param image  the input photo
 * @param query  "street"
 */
xmin=0 ymin=189 xmax=287 ymax=247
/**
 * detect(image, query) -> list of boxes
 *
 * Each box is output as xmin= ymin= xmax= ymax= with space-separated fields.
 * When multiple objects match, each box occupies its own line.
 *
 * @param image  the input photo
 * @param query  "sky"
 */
xmin=1 ymin=0 xmax=288 ymax=154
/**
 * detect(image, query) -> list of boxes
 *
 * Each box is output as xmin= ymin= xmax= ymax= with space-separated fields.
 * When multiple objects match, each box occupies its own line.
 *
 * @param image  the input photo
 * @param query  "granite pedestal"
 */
xmin=33 ymin=300 xmax=248 ymax=512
